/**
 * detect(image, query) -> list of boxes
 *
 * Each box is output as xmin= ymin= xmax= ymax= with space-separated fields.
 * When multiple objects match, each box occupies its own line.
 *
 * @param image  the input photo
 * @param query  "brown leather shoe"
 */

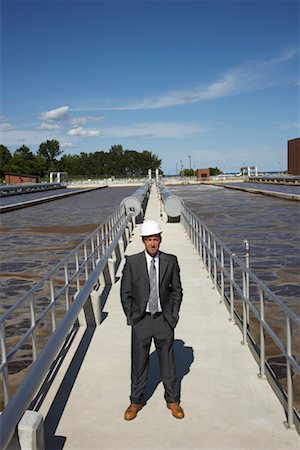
xmin=124 ymin=403 xmax=143 ymax=420
xmin=167 ymin=402 xmax=184 ymax=419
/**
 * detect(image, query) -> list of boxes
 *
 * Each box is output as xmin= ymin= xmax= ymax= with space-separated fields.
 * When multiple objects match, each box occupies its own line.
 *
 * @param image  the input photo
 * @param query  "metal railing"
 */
xmin=0 ymin=205 xmax=134 ymax=449
xmin=0 ymin=182 xmax=65 ymax=196
xmin=181 ymin=202 xmax=300 ymax=431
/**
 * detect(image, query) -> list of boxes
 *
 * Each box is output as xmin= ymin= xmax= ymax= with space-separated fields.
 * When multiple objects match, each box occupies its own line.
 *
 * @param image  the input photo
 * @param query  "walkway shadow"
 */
xmin=144 ymin=339 xmax=194 ymax=403
xmin=40 ymin=327 xmax=96 ymax=450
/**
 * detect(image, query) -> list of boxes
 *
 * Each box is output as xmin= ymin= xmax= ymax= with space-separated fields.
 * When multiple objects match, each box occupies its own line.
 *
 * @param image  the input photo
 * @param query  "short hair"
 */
xmin=142 ymin=234 xmax=162 ymax=243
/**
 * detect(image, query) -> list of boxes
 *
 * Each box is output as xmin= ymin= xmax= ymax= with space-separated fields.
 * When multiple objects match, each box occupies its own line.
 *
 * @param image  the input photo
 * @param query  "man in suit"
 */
xmin=120 ymin=219 xmax=184 ymax=420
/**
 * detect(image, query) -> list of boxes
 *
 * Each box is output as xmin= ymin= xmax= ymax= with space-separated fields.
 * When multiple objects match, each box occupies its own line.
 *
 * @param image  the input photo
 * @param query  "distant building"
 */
xmin=240 ymin=166 xmax=258 ymax=177
xmin=49 ymin=171 xmax=68 ymax=183
xmin=4 ymin=173 xmax=39 ymax=185
xmin=288 ymin=138 xmax=300 ymax=175
xmin=196 ymin=168 xmax=210 ymax=181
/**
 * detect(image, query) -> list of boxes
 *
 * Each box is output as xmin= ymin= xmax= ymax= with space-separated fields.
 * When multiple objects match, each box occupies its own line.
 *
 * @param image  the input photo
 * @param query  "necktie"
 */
xmin=148 ymin=258 xmax=159 ymax=314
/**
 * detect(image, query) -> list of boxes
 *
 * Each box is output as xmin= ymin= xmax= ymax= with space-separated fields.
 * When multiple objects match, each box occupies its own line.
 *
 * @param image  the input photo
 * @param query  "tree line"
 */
xmin=0 ymin=141 xmax=162 ymax=180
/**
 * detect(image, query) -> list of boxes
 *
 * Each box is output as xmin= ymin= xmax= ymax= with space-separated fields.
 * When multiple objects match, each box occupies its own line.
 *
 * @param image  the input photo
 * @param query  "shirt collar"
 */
xmin=144 ymin=250 xmax=160 ymax=263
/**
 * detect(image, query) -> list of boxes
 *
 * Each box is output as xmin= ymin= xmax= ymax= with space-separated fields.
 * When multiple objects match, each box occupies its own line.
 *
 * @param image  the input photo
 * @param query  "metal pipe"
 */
xmin=157 ymin=182 xmax=182 ymax=218
xmin=120 ymin=180 xmax=151 ymax=217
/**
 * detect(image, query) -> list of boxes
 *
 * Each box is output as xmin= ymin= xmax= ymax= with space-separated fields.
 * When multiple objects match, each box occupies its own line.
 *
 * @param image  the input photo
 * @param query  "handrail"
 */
xmin=0 ymin=207 xmax=134 ymax=449
xmin=180 ymin=202 xmax=300 ymax=430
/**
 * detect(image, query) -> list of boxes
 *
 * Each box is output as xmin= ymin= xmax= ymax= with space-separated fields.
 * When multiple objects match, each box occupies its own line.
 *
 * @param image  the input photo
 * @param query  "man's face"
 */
xmin=143 ymin=234 xmax=161 ymax=257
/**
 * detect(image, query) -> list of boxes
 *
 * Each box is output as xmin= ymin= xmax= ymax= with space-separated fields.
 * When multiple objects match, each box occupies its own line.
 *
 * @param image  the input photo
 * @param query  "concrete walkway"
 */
xmin=39 ymin=185 xmax=299 ymax=450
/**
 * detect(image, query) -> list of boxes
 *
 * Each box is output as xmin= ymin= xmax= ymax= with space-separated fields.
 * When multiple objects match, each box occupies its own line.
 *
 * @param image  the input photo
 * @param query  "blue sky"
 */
xmin=1 ymin=0 xmax=299 ymax=174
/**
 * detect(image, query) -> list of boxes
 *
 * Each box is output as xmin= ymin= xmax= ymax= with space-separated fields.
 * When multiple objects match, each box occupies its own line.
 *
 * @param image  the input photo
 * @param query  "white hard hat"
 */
xmin=140 ymin=220 xmax=162 ymax=236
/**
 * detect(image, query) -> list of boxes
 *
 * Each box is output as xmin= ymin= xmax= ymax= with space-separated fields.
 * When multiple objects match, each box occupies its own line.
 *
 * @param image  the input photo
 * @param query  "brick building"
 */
xmin=196 ymin=169 xmax=210 ymax=181
xmin=4 ymin=173 xmax=39 ymax=184
xmin=287 ymin=138 xmax=300 ymax=176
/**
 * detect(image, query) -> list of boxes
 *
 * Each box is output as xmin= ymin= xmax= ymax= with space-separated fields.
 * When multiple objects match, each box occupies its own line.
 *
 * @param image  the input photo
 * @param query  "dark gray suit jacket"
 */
xmin=120 ymin=251 xmax=183 ymax=328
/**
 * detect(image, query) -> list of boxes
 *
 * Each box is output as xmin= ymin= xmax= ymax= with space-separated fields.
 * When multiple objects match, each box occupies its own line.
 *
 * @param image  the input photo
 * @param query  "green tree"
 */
xmin=34 ymin=156 xmax=48 ymax=178
xmin=180 ymin=168 xmax=195 ymax=177
xmin=0 ymin=145 xmax=12 ymax=179
xmin=209 ymin=167 xmax=223 ymax=176
xmin=56 ymin=145 xmax=162 ymax=178
xmin=37 ymin=140 xmax=63 ymax=171
xmin=59 ymin=154 xmax=82 ymax=177
xmin=10 ymin=145 xmax=37 ymax=175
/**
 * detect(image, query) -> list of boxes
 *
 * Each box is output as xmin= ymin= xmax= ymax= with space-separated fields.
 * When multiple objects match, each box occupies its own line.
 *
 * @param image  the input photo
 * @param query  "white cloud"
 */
xmin=102 ymin=122 xmax=205 ymax=139
xmin=280 ymin=122 xmax=300 ymax=130
xmin=84 ymin=47 xmax=298 ymax=111
xmin=0 ymin=129 xmax=60 ymax=146
xmin=40 ymin=106 xmax=69 ymax=121
xmin=61 ymin=142 xmax=74 ymax=148
xmin=69 ymin=115 xmax=105 ymax=127
xmin=39 ymin=122 xmax=62 ymax=130
xmin=0 ymin=116 xmax=15 ymax=131
xmin=67 ymin=126 xmax=101 ymax=137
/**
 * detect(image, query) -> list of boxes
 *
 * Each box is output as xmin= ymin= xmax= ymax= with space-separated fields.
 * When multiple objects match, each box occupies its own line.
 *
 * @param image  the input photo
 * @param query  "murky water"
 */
xmin=230 ymin=182 xmax=300 ymax=195
xmin=0 ymin=186 xmax=138 ymax=307
xmin=168 ymin=184 xmax=300 ymax=313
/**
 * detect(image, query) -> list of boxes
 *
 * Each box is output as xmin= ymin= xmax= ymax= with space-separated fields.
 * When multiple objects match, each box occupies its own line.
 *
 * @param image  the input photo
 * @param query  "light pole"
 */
xmin=189 ymin=155 xmax=191 ymax=170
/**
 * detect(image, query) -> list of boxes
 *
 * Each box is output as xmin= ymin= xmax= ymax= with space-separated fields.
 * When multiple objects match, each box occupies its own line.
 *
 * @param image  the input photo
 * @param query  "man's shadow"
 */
xmin=144 ymin=339 xmax=194 ymax=403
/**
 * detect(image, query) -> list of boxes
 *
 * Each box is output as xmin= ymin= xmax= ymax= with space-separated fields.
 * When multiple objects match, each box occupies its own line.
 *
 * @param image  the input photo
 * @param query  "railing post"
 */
xmin=91 ymin=235 xmax=95 ymax=270
xmin=196 ymin=221 xmax=200 ymax=255
xmin=64 ymin=263 xmax=70 ymax=310
xmin=258 ymin=288 xmax=266 ymax=379
xmin=242 ymin=270 xmax=248 ymax=345
xmin=220 ymin=247 xmax=224 ymax=303
xmin=96 ymin=229 xmax=101 ymax=259
xmin=49 ymin=277 xmax=56 ymax=332
xmin=229 ymin=254 xmax=235 ymax=322
xmin=119 ymin=237 xmax=125 ymax=260
xmin=285 ymin=316 xmax=295 ymax=429
xmin=213 ymin=239 xmax=217 ymax=289
xmin=244 ymin=240 xmax=250 ymax=325
xmin=75 ymin=251 xmax=80 ymax=293
xmin=101 ymin=226 xmax=105 ymax=255
xmin=0 ymin=321 xmax=9 ymax=406
xmin=29 ymin=293 xmax=37 ymax=362
xmin=108 ymin=257 xmax=115 ymax=284
xmin=84 ymin=242 xmax=89 ymax=281
xmin=203 ymin=227 xmax=207 ymax=269
xmin=199 ymin=223 xmax=203 ymax=262
xmin=207 ymin=232 xmax=211 ymax=277
xmin=192 ymin=215 xmax=196 ymax=248
xmin=18 ymin=410 xmax=45 ymax=450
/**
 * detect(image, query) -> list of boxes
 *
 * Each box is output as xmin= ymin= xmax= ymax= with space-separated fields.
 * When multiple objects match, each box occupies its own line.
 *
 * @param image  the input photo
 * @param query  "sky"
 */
xmin=1 ymin=0 xmax=299 ymax=175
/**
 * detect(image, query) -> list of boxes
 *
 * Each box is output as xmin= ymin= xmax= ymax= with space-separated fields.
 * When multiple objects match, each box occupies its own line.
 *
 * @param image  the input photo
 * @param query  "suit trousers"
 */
xmin=130 ymin=313 xmax=179 ymax=404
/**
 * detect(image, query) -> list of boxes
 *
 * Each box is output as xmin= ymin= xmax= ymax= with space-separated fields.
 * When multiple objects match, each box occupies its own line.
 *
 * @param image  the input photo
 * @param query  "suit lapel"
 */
xmin=138 ymin=252 xmax=149 ymax=285
xmin=159 ymin=252 xmax=168 ymax=285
